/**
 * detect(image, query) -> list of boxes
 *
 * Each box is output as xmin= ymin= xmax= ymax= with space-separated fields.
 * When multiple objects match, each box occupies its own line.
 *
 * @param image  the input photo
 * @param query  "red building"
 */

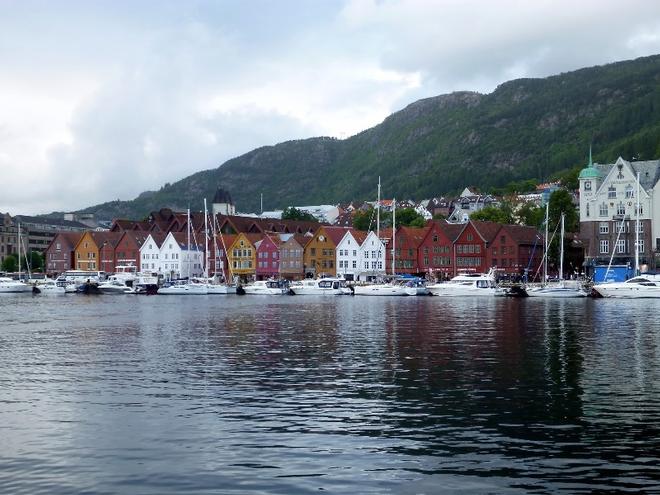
xmin=489 ymin=224 xmax=544 ymax=277
xmin=452 ymin=220 xmax=501 ymax=275
xmin=388 ymin=226 xmax=430 ymax=275
xmin=44 ymin=232 xmax=83 ymax=275
xmin=115 ymin=231 xmax=150 ymax=271
xmin=255 ymin=234 xmax=280 ymax=280
xmin=418 ymin=220 xmax=463 ymax=280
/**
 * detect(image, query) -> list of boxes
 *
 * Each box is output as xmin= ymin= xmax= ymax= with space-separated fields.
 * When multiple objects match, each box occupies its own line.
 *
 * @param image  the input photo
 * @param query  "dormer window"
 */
xmin=625 ymin=185 xmax=634 ymax=198
xmin=608 ymin=186 xmax=617 ymax=199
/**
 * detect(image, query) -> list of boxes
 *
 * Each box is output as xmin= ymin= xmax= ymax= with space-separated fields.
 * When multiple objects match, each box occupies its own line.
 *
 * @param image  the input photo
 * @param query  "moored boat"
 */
xmin=0 ymin=276 xmax=32 ymax=293
xmin=290 ymin=277 xmax=352 ymax=295
xmin=353 ymin=283 xmax=410 ymax=296
xmin=592 ymin=274 xmax=660 ymax=298
xmin=241 ymin=279 xmax=291 ymax=295
xmin=426 ymin=269 xmax=499 ymax=297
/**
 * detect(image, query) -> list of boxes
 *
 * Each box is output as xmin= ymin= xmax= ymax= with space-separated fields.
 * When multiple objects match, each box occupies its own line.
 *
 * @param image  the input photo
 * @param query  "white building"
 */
xmin=578 ymin=155 xmax=659 ymax=271
xmin=359 ymin=231 xmax=387 ymax=281
xmin=156 ymin=232 xmax=204 ymax=280
xmin=139 ymin=234 xmax=163 ymax=273
xmin=295 ymin=205 xmax=340 ymax=224
xmin=336 ymin=230 xmax=365 ymax=281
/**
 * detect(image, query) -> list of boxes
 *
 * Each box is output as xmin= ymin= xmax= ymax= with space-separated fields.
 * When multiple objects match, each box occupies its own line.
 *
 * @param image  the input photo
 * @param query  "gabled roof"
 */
xmin=396 ymin=226 xmax=430 ymax=248
xmin=169 ymin=232 xmax=203 ymax=250
xmin=142 ymin=232 xmax=168 ymax=248
xmin=88 ymin=231 xmax=123 ymax=248
xmin=322 ymin=226 xmax=356 ymax=246
xmin=468 ymin=220 xmax=502 ymax=244
xmin=426 ymin=219 xmax=463 ymax=242
xmin=46 ymin=232 xmax=84 ymax=252
xmin=499 ymin=224 xmax=543 ymax=244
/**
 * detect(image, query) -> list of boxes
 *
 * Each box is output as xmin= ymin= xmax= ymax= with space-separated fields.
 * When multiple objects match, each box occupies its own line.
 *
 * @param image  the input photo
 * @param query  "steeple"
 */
xmin=579 ymin=145 xmax=603 ymax=180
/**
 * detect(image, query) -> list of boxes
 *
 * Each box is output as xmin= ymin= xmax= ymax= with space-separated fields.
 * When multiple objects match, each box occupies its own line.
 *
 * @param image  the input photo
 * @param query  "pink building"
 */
xmin=255 ymin=234 xmax=280 ymax=280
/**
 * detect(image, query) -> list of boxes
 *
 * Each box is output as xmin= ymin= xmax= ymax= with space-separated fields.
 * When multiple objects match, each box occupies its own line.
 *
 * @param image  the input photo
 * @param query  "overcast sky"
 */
xmin=2 ymin=0 xmax=660 ymax=215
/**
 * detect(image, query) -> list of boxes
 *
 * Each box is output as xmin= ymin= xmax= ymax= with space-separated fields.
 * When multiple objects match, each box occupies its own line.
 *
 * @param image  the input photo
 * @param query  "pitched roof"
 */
xmin=499 ymin=224 xmax=542 ymax=244
xmin=89 ymin=231 xmax=123 ymax=248
xmin=469 ymin=220 xmax=502 ymax=243
xmin=323 ymin=226 xmax=356 ymax=246
xmin=46 ymin=232 xmax=84 ymax=252
xmin=428 ymin=219 xmax=463 ymax=242
xmin=397 ymin=226 xmax=430 ymax=248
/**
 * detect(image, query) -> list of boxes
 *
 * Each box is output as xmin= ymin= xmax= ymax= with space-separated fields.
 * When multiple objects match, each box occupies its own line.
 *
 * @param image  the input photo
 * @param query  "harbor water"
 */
xmin=1 ymin=294 xmax=659 ymax=493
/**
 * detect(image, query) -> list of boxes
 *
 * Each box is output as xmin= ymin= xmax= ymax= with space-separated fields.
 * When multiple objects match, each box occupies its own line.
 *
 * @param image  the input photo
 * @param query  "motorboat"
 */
xmin=157 ymin=280 xmax=208 ymax=295
xmin=426 ymin=270 xmax=499 ymax=296
xmin=592 ymin=275 xmax=660 ymax=298
xmin=33 ymin=279 xmax=66 ymax=295
xmin=97 ymin=279 xmax=136 ymax=294
xmin=0 ymin=276 xmax=32 ymax=293
xmin=353 ymin=283 xmax=410 ymax=296
xmin=397 ymin=277 xmax=430 ymax=296
xmin=190 ymin=277 xmax=235 ymax=295
xmin=241 ymin=279 xmax=291 ymax=295
xmin=526 ymin=280 xmax=588 ymax=298
xmin=290 ymin=277 xmax=352 ymax=295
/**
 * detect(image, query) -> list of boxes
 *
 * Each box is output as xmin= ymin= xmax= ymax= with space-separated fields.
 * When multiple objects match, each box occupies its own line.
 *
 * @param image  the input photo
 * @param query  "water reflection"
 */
xmin=0 ymin=295 xmax=659 ymax=493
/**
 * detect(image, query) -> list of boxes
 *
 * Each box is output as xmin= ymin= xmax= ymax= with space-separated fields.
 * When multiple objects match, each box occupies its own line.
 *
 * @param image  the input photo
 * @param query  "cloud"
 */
xmin=1 ymin=0 xmax=660 ymax=215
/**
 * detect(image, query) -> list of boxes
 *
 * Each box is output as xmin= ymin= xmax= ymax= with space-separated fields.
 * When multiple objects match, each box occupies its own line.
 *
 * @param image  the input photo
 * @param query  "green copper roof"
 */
xmin=579 ymin=146 xmax=603 ymax=179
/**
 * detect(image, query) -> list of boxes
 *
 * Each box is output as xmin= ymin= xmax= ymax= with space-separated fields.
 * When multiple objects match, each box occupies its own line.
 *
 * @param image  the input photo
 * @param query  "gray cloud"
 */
xmin=1 ymin=0 xmax=659 ymax=215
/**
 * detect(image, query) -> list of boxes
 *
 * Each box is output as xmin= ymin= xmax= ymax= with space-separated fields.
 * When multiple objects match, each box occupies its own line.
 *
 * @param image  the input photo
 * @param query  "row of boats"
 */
xmin=4 ymin=268 xmax=660 ymax=298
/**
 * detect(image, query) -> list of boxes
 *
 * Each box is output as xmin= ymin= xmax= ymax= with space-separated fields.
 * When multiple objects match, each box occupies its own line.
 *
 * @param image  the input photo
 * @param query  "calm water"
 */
xmin=1 ymin=293 xmax=659 ymax=494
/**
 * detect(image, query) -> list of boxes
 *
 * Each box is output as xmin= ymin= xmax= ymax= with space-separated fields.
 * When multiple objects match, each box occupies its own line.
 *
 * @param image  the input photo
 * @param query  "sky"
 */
xmin=2 ymin=0 xmax=660 ymax=215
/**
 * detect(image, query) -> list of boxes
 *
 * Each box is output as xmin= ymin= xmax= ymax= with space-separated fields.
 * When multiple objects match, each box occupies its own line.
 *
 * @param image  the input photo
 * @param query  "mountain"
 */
xmin=61 ymin=54 xmax=660 ymax=221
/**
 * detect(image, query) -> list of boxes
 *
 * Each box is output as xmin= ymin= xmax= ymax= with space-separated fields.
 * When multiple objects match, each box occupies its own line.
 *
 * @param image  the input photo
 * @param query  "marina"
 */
xmin=1 ymin=294 xmax=659 ymax=493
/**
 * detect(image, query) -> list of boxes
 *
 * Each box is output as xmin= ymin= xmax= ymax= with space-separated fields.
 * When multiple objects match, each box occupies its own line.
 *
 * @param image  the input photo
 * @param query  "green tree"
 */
xmin=28 ymin=251 xmax=44 ymax=272
xmin=281 ymin=207 xmax=317 ymax=222
xmin=470 ymin=203 xmax=514 ymax=224
xmin=432 ymin=212 xmax=446 ymax=220
xmin=352 ymin=208 xmax=376 ymax=231
xmin=1 ymin=254 xmax=17 ymax=273
xmin=395 ymin=207 xmax=426 ymax=227
xmin=517 ymin=202 xmax=545 ymax=228
xmin=548 ymin=189 xmax=578 ymax=233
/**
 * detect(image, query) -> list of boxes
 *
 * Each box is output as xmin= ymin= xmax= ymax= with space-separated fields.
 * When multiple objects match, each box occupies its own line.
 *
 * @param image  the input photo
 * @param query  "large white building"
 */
xmin=578 ymin=155 xmax=659 ymax=272
xmin=140 ymin=232 xmax=204 ymax=280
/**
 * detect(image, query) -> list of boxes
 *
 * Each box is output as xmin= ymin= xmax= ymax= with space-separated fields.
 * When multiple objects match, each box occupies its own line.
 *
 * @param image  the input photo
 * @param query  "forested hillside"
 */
xmin=59 ymin=54 xmax=660 ymax=220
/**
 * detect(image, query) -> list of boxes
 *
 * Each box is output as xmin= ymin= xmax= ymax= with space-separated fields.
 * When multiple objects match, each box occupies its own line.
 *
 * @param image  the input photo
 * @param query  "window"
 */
xmin=352 ymin=260 xmax=357 ymax=269
xmin=608 ymin=186 xmax=616 ymax=199
xmin=638 ymin=239 xmax=645 ymax=253
xmin=636 ymin=204 xmax=644 ymax=216
xmin=433 ymin=234 xmax=438 ymax=242
xmin=586 ymin=203 xmax=590 ymax=217
xmin=636 ymin=222 xmax=644 ymax=233
xmin=625 ymin=185 xmax=634 ymax=198
xmin=467 ymin=233 xmax=473 ymax=241
xmin=599 ymin=203 xmax=608 ymax=217
xmin=616 ymin=239 xmax=628 ymax=254
xmin=599 ymin=222 xmax=609 ymax=234
xmin=616 ymin=202 xmax=626 ymax=216
xmin=352 ymin=250 xmax=357 ymax=256
xmin=599 ymin=240 xmax=609 ymax=254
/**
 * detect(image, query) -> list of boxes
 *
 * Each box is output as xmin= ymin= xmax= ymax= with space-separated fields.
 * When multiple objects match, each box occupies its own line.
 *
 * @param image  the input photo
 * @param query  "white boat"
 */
xmin=241 ymin=280 xmax=291 ymax=295
xmin=0 ymin=276 xmax=32 ymax=293
xmin=526 ymin=212 xmax=587 ymax=298
xmin=353 ymin=283 xmax=410 ymax=296
xmin=157 ymin=281 xmax=208 ymax=295
xmin=593 ymin=274 xmax=660 ymax=298
xmin=397 ymin=277 xmax=430 ymax=296
xmin=290 ymin=277 xmax=352 ymax=295
xmin=526 ymin=281 xmax=588 ymax=298
xmin=427 ymin=270 xmax=499 ymax=296
xmin=98 ymin=278 xmax=136 ymax=294
xmin=34 ymin=279 xmax=66 ymax=295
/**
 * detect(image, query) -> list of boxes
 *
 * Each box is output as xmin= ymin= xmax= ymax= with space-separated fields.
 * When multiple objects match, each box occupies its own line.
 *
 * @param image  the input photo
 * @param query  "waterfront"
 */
xmin=1 ymin=295 xmax=659 ymax=494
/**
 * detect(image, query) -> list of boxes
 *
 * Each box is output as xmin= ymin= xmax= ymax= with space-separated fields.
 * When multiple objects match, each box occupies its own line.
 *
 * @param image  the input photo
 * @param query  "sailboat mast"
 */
xmin=635 ymin=171 xmax=640 ymax=275
xmin=376 ymin=177 xmax=381 ymax=243
xmin=559 ymin=213 xmax=565 ymax=281
xmin=544 ymin=202 xmax=549 ymax=283
xmin=17 ymin=222 xmax=21 ymax=278
xmin=392 ymin=198 xmax=396 ymax=276
xmin=187 ymin=208 xmax=191 ymax=279
xmin=204 ymin=199 xmax=209 ymax=279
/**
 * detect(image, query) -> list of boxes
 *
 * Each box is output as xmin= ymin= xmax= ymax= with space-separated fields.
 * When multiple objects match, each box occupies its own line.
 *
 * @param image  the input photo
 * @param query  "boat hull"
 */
xmin=353 ymin=284 xmax=409 ymax=296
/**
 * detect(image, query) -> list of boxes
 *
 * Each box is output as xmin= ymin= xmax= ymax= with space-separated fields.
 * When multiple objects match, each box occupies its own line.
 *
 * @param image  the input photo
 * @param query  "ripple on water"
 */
xmin=0 ymin=294 xmax=659 ymax=493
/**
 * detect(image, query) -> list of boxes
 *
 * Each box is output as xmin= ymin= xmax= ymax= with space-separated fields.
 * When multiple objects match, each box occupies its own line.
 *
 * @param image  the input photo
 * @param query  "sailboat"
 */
xmin=526 ymin=212 xmax=588 ymax=298
xmin=593 ymin=172 xmax=660 ymax=298
xmin=0 ymin=222 xmax=32 ymax=293
xmin=354 ymin=191 xmax=409 ymax=297
xmin=202 ymin=198 xmax=235 ymax=294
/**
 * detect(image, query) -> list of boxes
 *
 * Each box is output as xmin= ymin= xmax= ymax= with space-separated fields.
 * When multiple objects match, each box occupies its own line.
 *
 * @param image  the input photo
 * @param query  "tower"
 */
xmin=212 ymin=187 xmax=235 ymax=217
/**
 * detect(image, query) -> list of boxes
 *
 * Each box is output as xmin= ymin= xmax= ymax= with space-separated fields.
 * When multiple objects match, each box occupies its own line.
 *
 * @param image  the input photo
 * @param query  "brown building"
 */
xmin=44 ymin=233 xmax=83 ymax=275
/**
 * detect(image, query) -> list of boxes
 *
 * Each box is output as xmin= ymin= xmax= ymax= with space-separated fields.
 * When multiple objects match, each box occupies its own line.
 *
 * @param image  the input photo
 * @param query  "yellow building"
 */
xmin=227 ymin=233 xmax=260 ymax=280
